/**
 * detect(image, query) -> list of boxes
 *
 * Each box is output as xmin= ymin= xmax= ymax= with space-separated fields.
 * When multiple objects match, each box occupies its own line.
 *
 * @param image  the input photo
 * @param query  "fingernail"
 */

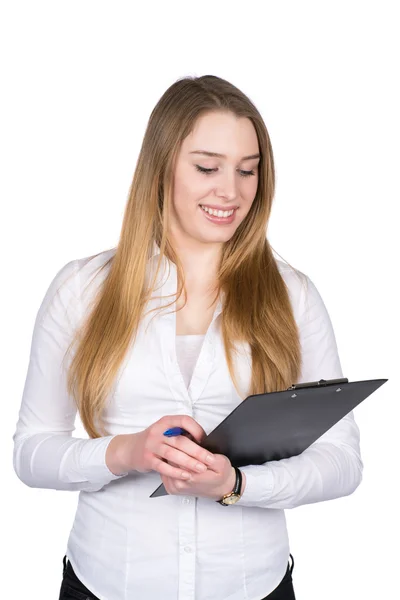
xmin=196 ymin=463 xmax=207 ymax=472
xmin=206 ymin=455 xmax=215 ymax=463
xmin=181 ymin=472 xmax=191 ymax=479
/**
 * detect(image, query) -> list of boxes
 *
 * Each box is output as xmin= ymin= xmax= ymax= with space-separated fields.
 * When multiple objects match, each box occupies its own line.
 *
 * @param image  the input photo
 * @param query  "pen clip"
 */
xmin=287 ymin=377 xmax=349 ymax=390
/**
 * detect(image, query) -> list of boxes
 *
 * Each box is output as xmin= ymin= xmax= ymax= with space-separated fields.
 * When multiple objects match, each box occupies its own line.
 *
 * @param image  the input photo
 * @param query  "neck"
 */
xmin=170 ymin=237 xmax=222 ymax=293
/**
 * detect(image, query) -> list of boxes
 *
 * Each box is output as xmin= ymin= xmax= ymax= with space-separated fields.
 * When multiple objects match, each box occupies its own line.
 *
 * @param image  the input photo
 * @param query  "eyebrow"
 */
xmin=189 ymin=150 xmax=261 ymax=161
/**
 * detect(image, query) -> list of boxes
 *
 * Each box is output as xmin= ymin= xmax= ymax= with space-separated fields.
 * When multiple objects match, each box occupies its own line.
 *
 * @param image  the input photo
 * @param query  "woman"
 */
xmin=13 ymin=74 xmax=363 ymax=600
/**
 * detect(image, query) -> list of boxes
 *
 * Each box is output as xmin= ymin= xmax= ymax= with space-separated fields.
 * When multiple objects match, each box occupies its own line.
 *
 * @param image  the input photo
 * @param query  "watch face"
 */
xmin=223 ymin=494 xmax=240 ymax=505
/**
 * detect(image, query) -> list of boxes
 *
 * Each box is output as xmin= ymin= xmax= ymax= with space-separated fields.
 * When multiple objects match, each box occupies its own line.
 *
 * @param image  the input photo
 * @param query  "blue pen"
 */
xmin=163 ymin=427 xmax=187 ymax=437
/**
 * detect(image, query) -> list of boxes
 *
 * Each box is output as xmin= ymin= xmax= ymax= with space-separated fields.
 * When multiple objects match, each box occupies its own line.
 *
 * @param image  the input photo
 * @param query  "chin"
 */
xmin=200 ymin=231 xmax=236 ymax=244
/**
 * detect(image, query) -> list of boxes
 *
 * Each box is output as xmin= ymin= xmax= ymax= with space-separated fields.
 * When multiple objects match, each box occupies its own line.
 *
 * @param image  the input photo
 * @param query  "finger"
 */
xmin=151 ymin=457 xmax=193 ymax=480
xmin=159 ymin=415 xmax=206 ymax=444
xmin=165 ymin=435 xmax=217 ymax=471
xmin=162 ymin=474 xmax=190 ymax=495
xmin=160 ymin=444 xmax=209 ymax=474
xmin=180 ymin=415 xmax=207 ymax=443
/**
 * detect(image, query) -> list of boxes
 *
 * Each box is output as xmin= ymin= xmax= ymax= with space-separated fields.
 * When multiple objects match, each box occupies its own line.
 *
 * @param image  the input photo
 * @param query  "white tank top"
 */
xmin=175 ymin=334 xmax=205 ymax=389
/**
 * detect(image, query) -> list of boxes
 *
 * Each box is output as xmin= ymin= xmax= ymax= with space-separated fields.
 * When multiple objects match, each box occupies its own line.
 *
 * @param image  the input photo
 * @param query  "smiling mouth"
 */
xmin=199 ymin=204 xmax=237 ymax=218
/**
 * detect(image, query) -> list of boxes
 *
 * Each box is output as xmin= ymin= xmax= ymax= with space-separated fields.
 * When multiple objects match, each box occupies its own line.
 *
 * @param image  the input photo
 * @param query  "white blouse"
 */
xmin=12 ymin=245 xmax=363 ymax=600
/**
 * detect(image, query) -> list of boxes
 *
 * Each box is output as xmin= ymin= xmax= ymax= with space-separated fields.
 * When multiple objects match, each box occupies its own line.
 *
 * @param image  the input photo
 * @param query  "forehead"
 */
xmin=180 ymin=111 xmax=259 ymax=158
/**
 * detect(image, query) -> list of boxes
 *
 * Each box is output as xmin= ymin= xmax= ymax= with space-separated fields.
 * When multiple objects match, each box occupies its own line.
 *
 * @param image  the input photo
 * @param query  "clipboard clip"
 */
xmin=287 ymin=377 xmax=348 ymax=390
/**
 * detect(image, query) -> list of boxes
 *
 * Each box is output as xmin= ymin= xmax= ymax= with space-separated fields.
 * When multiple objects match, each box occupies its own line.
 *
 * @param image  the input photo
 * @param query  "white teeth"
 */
xmin=200 ymin=205 xmax=234 ymax=218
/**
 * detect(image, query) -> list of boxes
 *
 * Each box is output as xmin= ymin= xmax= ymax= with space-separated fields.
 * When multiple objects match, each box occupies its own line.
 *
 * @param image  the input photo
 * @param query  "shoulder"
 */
xmin=73 ymin=247 xmax=117 ymax=317
xmin=75 ymin=246 xmax=117 ymax=284
xmin=50 ymin=247 xmax=117 ymax=295
xmin=37 ymin=247 xmax=117 ymax=327
xmin=274 ymin=257 xmax=323 ymax=324
xmin=275 ymin=258 xmax=308 ymax=321
xmin=35 ymin=258 xmax=79 ymax=326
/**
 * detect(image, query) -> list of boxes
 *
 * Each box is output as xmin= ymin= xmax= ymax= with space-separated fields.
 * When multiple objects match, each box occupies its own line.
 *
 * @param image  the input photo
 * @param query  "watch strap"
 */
xmin=216 ymin=466 xmax=242 ymax=505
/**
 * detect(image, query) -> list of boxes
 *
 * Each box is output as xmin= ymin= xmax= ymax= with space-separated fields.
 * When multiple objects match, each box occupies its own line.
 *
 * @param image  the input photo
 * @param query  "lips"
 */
xmin=199 ymin=203 xmax=238 ymax=211
xmin=199 ymin=204 xmax=237 ymax=225
xmin=199 ymin=204 xmax=236 ymax=218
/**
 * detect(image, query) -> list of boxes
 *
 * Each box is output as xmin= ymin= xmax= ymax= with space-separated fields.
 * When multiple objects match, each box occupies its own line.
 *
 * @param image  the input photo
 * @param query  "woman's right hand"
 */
xmin=106 ymin=415 xmax=215 ymax=479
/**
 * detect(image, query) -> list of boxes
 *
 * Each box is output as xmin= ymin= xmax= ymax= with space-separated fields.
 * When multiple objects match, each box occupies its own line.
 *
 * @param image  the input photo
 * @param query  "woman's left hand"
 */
xmin=161 ymin=453 xmax=245 ymax=500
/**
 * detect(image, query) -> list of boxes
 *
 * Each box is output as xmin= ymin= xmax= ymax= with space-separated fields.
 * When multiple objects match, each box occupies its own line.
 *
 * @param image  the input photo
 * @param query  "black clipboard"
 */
xmin=150 ymin=377 xmax=388 ymax=498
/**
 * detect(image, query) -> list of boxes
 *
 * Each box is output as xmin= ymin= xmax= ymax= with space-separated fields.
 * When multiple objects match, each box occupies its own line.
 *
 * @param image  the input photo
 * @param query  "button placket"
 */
xmin=178 ymin=493 xmax=196 ymax=600
xmin=159 ymin=259 xmax=224 ymax=409
xmin=158 ymin=260 xmax=193 ymax=407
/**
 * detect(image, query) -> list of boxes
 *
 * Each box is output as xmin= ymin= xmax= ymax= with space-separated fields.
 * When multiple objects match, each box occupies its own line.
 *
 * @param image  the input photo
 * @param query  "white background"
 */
xmin=1 ymin=1 xmax=398 ymax=598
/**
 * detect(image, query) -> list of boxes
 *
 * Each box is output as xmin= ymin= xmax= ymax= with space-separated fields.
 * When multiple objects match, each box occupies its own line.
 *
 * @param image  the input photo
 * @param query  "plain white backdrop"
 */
xmin=1 ymin=1 xmax=398 ymax=598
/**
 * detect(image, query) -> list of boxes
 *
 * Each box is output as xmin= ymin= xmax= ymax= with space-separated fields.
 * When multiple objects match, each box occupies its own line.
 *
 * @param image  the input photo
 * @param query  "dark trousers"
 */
xmin=59 ymin=553 xmax=296 ymax=599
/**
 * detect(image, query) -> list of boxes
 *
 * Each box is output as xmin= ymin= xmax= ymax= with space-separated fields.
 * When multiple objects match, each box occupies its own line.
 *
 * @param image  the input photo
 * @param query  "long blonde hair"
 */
xmin=64 ymin=74 xmax=302 ymax=438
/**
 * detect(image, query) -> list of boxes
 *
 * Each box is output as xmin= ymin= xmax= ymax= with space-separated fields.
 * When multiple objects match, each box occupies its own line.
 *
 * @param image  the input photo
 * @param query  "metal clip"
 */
xmin=287 ymin=377 xmax=348 ymax=391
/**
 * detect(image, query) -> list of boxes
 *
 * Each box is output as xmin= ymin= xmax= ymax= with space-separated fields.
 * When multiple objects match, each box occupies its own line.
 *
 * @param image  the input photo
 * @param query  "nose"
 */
xmin=215 ymin=169 xmax=239 ymax=202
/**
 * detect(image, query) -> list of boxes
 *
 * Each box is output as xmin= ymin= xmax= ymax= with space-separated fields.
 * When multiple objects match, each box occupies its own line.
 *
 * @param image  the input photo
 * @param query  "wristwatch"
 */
xmin=216 ymin=466 xmax=243 ymax=505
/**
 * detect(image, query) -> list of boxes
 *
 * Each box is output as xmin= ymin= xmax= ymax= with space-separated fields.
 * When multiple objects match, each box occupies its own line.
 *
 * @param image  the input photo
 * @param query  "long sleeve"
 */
xmin=12 ymin=259 xmax=128 ymax=492
xmin=238 ymin=273 xmax=363 ymax=509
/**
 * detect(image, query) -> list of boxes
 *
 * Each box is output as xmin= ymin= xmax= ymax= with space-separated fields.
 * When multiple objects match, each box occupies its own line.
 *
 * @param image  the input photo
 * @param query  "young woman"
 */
xmin=13 ymin=74 xmax=363 ymax=600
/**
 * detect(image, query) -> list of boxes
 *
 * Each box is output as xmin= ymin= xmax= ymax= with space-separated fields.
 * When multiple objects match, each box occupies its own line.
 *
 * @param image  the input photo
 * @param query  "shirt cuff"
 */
xmin=79 ymin=435 xmax=129 ymax=484
xmin=236 ymin=464 xmax=275 ymax=507
xmin=58 ymin=435 xmax=130 ymax=490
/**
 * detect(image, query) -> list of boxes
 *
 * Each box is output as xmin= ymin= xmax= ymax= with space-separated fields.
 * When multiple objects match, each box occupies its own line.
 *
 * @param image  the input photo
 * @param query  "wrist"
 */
xmin=215 ymin=466 xmax=246 ymax=505
xmin=105 ymin=434 xmax=132 ymax=475
xmin=216 ymin=466 xmax=236 ymax=499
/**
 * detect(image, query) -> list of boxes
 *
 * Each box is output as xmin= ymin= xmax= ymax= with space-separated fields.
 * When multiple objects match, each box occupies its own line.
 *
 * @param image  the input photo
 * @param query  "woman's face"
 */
xmin=169 ymin=110 xmax=260 ymax=249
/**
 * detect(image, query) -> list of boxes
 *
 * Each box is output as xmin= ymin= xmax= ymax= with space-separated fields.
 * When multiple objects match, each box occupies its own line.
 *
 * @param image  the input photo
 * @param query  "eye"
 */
xmin=195 ymin=165 xmax=256 ymax=178
xmin=238 ymin=170 xmax=256 ymax=178
xmin=195 ymin=165 xmax=217 ymax=175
